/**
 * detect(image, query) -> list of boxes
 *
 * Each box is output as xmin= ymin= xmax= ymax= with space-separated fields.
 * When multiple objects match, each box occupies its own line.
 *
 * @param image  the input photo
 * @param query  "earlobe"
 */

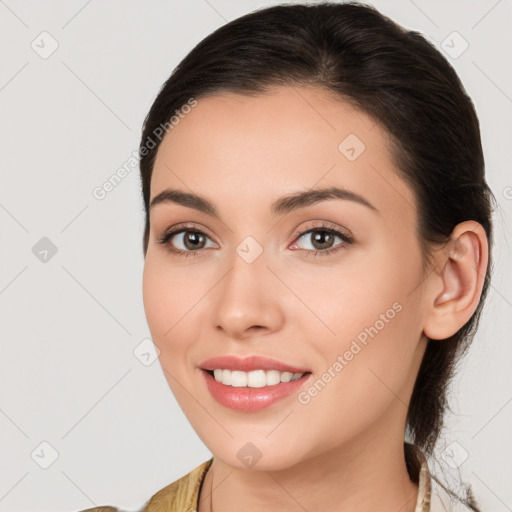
xmin=423 ymin=221 xmax=488 ymax=341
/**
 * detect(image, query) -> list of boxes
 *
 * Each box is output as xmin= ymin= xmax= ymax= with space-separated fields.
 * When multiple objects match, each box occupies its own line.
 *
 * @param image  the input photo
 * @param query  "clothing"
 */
xmin=79 ymin=445 xmax=475 ymax=512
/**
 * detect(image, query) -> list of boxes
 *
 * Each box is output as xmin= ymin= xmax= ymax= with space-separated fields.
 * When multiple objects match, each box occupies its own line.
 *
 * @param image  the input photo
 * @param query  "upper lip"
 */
xmin=200 ymin=355 xmax=311 ymax=374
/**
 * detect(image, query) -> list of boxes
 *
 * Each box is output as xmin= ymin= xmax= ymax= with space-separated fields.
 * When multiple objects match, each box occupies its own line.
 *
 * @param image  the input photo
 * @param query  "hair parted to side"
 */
xmin=138 ymin=2 xmax=496 ymax=510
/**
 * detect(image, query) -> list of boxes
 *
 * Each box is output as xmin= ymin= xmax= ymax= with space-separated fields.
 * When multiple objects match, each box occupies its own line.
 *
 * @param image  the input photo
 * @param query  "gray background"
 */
xmin=1 ymin=1 xmax=511 ymax=511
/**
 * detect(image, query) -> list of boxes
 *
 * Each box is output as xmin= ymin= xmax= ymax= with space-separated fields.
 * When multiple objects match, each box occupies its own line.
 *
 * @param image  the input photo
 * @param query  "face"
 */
xmin=142 ymin=85 xmax=430 ymax=471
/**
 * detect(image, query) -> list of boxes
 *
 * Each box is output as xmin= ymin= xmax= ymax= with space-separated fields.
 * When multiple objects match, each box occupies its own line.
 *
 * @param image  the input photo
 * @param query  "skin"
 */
xmin=142 ymin=85 xmax=488 ymax=512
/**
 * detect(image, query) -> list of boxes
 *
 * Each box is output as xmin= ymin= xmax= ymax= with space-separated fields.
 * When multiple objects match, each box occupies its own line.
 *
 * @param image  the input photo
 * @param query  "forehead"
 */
xmin=150 ymin=85 xmax=417 ymax=222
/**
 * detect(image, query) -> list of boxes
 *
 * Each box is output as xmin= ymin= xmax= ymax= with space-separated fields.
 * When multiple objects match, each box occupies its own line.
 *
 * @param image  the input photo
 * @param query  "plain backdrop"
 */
xmin=1 ymin=1 xmax=511 ymax=511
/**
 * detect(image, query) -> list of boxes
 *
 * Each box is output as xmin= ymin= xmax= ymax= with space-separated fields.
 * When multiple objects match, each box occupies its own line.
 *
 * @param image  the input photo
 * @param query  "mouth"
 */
xmin=202 ymin=368 xmax=311 ymax=388
xmin=199 ymin=354 xmax=311 ymax=375
xmin=200 ymin=368 xmax=313 ymax=412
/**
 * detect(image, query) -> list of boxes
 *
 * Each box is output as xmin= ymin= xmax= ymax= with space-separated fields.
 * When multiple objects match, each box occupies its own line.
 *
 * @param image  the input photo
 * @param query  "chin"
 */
xmin=207 ymin=438 xmax=310 ymax=472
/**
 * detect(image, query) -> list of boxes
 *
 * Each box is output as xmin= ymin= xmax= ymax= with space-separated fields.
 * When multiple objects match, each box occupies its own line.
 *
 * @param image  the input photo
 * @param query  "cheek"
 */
xmin=295 ymin=309 xmax=418 ymax=449
xmin=142 ymin=259 xmax=169 ymax=340
xmin=301 ymin=251 xmax=421 ymax=396
xmin=286 ymin=263 xmax=406 ymax=347
xmin=142 ymin=257 xmax=200 ymax=349
xmin=142 ymin=260 xmax=199 ymax=401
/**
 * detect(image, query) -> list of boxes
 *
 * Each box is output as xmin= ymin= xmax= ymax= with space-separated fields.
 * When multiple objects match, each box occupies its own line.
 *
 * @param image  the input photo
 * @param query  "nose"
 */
xmin=210 ymin=247 xmax=285 ymax=340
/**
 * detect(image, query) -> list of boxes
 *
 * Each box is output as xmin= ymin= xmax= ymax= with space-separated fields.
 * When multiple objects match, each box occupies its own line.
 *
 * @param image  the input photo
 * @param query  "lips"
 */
xmin=201 ymin=367 xmax=312 ymax=412
xmin=199 ymin=355 xmax=311 ymax=373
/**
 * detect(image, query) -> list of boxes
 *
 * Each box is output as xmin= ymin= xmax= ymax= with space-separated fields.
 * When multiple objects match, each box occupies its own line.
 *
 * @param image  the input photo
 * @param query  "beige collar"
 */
xmin=415 ymin=448 xmax=432 ymax=511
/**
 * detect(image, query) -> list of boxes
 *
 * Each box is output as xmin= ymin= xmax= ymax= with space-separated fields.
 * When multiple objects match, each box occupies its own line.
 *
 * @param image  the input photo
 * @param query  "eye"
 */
xmin=290 ymin=223 xmax=354 ymax=257
xmin=156 ymin=222 xmax=354 ymax=258
xmin=156 ymin=224 xmax=217 ymax=257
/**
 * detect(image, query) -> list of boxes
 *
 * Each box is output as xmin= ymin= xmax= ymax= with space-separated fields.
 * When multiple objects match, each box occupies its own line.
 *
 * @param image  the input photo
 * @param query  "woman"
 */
xmin=82 ymin=2 xmax=494 ymax=511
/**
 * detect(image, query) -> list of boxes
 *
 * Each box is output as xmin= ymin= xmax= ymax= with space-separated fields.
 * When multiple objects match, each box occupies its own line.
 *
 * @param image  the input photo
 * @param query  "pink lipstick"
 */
xmin=199 ymin=355 xmax=312 ymax=412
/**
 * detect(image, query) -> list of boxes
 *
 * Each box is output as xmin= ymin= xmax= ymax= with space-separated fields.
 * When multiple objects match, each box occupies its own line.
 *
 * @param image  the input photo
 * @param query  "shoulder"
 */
xmin=78 ymin=508 xmax=119 ymax=512
xmin=141 ymin=458 xmax=213 ymax=511
xmin=410 ymin=442 xmax=478 ymax=512
xmin=75 ymin=458 xmax=213 ymax=512
xmin=430 ymin=479 xmax=477 ymax=512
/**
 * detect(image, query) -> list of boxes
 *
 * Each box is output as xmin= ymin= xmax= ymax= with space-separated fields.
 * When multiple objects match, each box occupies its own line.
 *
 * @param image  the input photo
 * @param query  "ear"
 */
xmin=423 ymin=220 xmax=489 ymax=340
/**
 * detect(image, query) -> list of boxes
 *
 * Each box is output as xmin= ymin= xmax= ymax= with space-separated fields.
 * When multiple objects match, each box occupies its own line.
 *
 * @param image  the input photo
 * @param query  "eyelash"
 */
xmin=156 ymin=222 xmax=354 ymax=258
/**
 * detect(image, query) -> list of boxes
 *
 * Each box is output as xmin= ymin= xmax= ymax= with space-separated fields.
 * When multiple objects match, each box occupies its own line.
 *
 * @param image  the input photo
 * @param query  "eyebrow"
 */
xmin=149 ymin=186 xmax=378 ymax=217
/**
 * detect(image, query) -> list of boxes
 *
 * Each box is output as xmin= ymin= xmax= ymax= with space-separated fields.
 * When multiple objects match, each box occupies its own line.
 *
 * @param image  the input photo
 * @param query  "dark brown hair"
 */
xmin=138 ymin=2 xmax=495 ymax=510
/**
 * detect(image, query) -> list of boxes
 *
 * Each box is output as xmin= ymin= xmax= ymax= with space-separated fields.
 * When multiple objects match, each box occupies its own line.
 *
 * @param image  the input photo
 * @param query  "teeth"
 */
xmin=211 ymin=369 xmax=305 ymax=387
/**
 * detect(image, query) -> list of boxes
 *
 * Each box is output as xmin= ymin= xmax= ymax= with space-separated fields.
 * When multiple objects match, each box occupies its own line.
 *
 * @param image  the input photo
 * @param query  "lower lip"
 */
xmin=201 ymin=370 xmax=312 ymax=412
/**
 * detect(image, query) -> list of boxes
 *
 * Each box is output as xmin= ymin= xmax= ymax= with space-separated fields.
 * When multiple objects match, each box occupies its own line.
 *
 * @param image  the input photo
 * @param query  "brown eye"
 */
xmin=157 ymin=227 xmax=216 ymax=255
xmin=291 ymin=226 xmax=353 ymax=256
xmin=309 ymin=231 xmax=336 ymax=250
xmin=181 ymin=231 xmax=207 ymax=250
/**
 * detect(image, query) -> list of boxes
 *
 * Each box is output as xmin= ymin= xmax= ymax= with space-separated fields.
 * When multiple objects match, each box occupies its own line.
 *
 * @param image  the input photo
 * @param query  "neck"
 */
xmin=199 ymin=424 xmax=420 ymax=512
